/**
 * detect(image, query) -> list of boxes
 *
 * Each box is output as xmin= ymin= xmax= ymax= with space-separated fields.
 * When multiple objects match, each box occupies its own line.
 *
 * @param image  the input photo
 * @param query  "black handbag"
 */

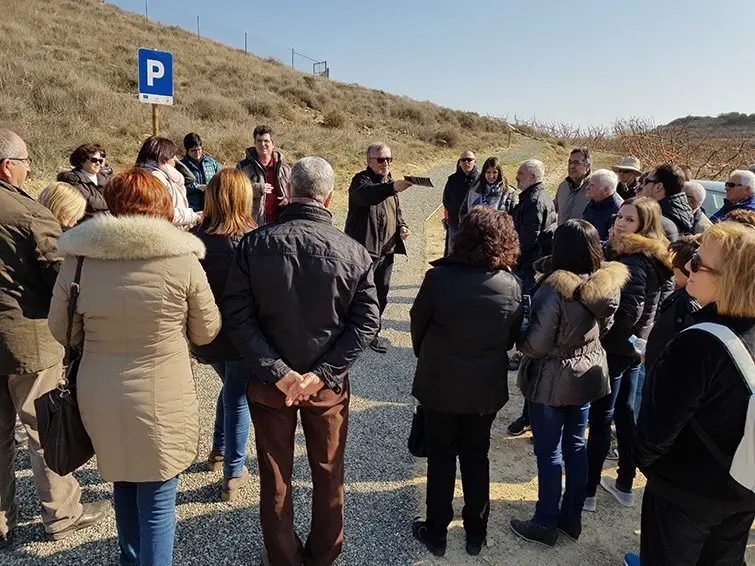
xmin=35 ymin=257 xmax=94 ymax=475
xmin=407 ymin=405 xmax=428 ymax=458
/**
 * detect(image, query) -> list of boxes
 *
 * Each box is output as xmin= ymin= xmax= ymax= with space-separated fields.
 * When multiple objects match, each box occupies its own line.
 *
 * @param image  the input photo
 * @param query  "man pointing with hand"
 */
xmin=345 ymin=142 xmax=413 ymax=353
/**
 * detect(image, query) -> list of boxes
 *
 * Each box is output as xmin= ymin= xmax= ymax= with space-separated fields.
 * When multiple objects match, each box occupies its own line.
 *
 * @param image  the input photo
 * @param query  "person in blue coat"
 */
xmin=583 ymin=169 xmax=623 ymax=240
xmin=710 ymin=170 xmax=755 ymax=223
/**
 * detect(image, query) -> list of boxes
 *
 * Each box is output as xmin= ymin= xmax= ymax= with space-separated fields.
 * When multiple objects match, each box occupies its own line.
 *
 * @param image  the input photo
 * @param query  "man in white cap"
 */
xmin=614 ymin=156 xmax=643 ymax=200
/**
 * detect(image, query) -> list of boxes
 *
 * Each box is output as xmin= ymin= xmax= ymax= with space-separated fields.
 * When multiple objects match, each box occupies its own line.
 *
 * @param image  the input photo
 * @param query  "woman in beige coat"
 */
xmin=48 ymin=168 xmax=220 ymax=566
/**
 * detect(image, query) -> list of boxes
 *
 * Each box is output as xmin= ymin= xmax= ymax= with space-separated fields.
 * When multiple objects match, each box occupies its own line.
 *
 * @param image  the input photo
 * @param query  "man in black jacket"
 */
xmin=344 ymin=142 xmax=413 ymax=353
xmin=222 ymin=156 xmax=380 ymax=566
xmin=641 ymin=163 xmax=694 ymax=242
xmin=442 ymin=150 xmax=478 ymax=255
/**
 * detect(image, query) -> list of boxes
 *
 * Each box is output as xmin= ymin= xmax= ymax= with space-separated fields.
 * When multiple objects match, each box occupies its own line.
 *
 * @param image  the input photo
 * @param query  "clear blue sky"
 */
xmin=110 ymin=0 xmax=755 ymax=127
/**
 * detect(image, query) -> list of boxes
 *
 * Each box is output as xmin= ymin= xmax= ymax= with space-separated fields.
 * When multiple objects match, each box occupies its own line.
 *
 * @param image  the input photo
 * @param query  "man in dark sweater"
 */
xmin=344 ymin=143 xmax=414 ymax=353
xmin=442 ymin=151 xmax=479 ymax=254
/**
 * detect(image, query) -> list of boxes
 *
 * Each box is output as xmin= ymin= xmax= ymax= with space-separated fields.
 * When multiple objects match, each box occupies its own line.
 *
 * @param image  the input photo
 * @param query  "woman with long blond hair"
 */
xmin=585 ymin=197 xmax=673 ymax=512
xmin=38 ymin=181 xmax=87 ymax=229
xmin=627 ymin=221 xmax=755 ymax=566
xmin=190 ymin=168 xmax=256 ymax=501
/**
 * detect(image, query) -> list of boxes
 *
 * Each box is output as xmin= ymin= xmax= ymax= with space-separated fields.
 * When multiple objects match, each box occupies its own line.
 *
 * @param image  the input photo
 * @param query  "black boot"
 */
xmin=556 ymin=515 xmax=582 ymax=541
xmin=412 ymin=519 xmax=446 ymax=557
xmin=510 ymin=518 xmax=558 ymax=547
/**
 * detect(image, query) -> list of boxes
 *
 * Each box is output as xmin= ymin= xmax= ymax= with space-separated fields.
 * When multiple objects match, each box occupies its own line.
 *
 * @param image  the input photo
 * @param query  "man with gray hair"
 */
xmin=555 ymin=147 xmax=592 ymax=224
xmin=683 ymin=181 xmax=712 ymax=234
xmin=583 ymin=169 xmax=623 ymax=240
xmin=223 ymin=156 xmax=380 ymax=566
xmin=345 ymin=142 xmax=414 ymax=353
xmin=0 ymin=129 xmax=110 ymax=546
xmin=711 ymin=170 xmax=755 ymax=223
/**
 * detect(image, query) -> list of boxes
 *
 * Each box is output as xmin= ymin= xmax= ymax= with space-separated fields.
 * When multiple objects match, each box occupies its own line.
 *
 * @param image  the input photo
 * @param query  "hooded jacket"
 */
xmin=517 ymin=261 xmax=629 ymax=406
xmin=601 ymin=233 xmax=674 ymax=357
xmin=659 ymin=192 xmax=694 ymax=242
xmin=442 ymin=163 xmax=479 ymax=230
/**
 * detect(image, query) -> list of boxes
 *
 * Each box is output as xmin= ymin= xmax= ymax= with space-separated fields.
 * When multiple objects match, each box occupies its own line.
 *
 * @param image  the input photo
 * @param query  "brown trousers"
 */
xmin=0 ymin=363 xmax=83 ymax=536
xmin=248 ymin=378 xmax=349 ymax=566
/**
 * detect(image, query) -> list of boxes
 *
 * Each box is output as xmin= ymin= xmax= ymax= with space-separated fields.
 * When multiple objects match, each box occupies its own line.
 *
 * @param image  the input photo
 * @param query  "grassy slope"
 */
xmin=1 ymin=0 xmax=514 ymax=197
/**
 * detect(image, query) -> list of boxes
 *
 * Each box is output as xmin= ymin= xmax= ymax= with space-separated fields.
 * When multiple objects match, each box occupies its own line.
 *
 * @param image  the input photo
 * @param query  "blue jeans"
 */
xmin=210 ymin=360 xmax=251 ymax=478
xmin=586 ymin=358 xmax=642 ymax=495
xmin=114 ymin=476 xmax=179 ymax=566
xmin=529 ymin=402 xmax=589 ymax=528
xmin=445 ymin=225 xmax=458 ymax=256
xmin=634 ymin=363 xmax=646 ymax=424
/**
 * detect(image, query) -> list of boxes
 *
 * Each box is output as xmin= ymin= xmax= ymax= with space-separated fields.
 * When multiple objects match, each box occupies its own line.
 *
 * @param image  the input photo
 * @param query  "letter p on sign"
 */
xmin=147 ymin=59 xmax=165 ymax=86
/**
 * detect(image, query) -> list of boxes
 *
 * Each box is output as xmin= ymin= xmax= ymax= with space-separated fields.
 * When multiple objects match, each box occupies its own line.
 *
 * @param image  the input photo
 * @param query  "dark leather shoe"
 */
xmin=49 ymin=500 xmax=111 ymax=541
xmin=412 ymin=518 xmax=446 ymax=557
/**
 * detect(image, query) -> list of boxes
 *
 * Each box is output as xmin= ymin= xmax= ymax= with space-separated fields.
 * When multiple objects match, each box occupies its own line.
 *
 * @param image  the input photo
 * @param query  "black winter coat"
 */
xmin=222 ymin=204 xmax=380 ymax=393
xmin=410 ymin=257 xmax=523 ymax=414
xmin=601 ymin=233 xmax=673 ymax=359
xmin=344 ymin=168 xmax=407 ymax=259
xmin=442 ymin=163 xmax=479 ymax=230
xmin=644 ymin=287 xmax=700 ymax=371
xmin=659 ymin=193 xmax=694 ymax=242
xmin=636 ymin=305 xmax=755 ymax=514
xmin=517 ymin=262 xmax=628 ymax=406
xmin=512 ymin=183 xmax=557 ymax=269
xmin=582 ymin=192 xmax=623 ymax=240
xmin=56 ymin=169 xmax=111 ymax=218
xmin=190 ymin=222 xmax=251 ymax=361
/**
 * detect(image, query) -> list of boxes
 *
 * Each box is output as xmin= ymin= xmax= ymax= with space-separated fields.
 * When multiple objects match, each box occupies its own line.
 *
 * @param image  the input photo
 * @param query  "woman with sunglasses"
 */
xmin=626 ymin=221 xmax=755 ymax=566
xmin=57 ymin=143 xmax=112 ymax=219
xmin=458 ymin=157 xmax=516 ymax=222
xmin=584 ymin=197 xmax=673 ymax=512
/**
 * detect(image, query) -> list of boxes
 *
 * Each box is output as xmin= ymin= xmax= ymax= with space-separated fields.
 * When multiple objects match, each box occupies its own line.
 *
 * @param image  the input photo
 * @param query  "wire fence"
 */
xmin=107 ymin=0 xmax=329 ymax=76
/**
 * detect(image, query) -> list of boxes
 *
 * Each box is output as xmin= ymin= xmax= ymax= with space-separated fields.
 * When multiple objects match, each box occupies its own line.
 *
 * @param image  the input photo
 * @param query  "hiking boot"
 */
xmin=507 ymin=416 xmax=531 ymax=436
xmin=49 ymin=501 xmax=111 ymax=541
xmin=207 ymin=449 xmax=224 ymax=472
xmin=466 ymin=534 xmax=486 ymax=556
xmin=510 ymin=518 xmax=557 ymax=548
xmin=412 ymin=518 xmax=446 ymax=557
xmin=624 ymin=553 xmax=640 ymax=566
xmin=221 ymin=467 xmax=250 ymax=502
xmin=370 ymin=336 xmax=390 ymax=354
xmin=600 ymin=476 xmax=634 ymax=508
xmin=556 ymin=515 xmax=581 ymax=541
xmin=583 ymin=496 xmax=597 ymax=512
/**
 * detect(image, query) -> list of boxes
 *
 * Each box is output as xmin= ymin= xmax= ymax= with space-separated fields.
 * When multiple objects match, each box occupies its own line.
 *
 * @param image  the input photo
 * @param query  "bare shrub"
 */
xmin=191 ymin=95 xmax=245 ymax=122
xmin=244 ymin=96 xmax=274 ymax=118
xmin=323 ymin=109 xmax=347 ymax=129
xmin=391 ymin=102 xmax=427 ymax=124
xmin=431 ymin=128 xmax=461 ymax=148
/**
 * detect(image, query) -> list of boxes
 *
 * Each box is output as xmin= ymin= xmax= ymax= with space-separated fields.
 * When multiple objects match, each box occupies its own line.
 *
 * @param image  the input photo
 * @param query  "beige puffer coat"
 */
xmin=48 ymin=215 xmax=221 ymax=482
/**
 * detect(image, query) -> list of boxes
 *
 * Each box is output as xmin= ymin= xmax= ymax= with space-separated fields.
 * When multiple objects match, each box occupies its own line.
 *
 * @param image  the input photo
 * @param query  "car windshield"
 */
xmin=695 ymin=180 xmax=727 ymax=217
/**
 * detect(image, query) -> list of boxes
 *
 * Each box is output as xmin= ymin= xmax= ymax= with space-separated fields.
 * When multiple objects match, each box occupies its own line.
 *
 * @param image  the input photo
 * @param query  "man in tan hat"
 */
xmin=614 ymin=156 xmax=642 ymax=200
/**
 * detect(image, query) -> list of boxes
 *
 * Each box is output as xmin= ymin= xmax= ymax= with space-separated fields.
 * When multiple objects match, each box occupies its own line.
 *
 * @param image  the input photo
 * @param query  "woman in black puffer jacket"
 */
xmin=585 ymin=197 xmax=673 ymax=512
xmin=509 ymin=220 xmax=628 ymax=547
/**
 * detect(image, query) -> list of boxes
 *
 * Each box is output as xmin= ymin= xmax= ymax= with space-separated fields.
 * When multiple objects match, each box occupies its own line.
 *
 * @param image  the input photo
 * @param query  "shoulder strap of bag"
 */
xmin=64 ymin=256 xmax=84 ymax=366
xmin=684 ymin=322 xmax=755 ymax=470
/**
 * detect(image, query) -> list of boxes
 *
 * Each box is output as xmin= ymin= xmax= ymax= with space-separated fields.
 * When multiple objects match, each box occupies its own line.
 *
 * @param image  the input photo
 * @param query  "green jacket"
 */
xmin=0 ymin=180 xmax=64 ymax=374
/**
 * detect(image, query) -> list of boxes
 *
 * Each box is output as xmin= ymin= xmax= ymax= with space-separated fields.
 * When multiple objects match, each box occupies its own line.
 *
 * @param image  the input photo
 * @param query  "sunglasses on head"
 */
xmin=373 ymin=157 xmax=393 ymax=164
xmin=460 ymin=157 xmax=475 ymax=163
xmin=690 ymin=251 xmax=720 ymax=275
xmin=725 ymin=182 xmax=744 ymax=189
xmin=89 ymin=157 xmax=104 ymax=165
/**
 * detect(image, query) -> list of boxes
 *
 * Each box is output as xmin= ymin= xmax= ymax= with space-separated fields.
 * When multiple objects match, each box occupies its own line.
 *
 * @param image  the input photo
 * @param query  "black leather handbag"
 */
xmin=35 ymin=257 xmax=94 ymax=475
xmin=407 ymin=405 xmax=428 ymax=458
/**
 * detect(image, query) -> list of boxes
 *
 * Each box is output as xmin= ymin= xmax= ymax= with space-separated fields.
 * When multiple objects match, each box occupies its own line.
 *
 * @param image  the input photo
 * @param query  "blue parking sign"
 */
xmin=138 ymin=48 xmax=173 ymax=105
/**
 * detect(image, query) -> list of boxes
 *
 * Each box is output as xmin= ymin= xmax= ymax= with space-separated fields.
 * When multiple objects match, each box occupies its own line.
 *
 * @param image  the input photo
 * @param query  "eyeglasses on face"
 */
xmin=690 ymin=251 xmax=720 ymax=275
xmin=568 ymin=160 xmax=586 ymax=166
xmin=725 ymin=182 xmax=744 ymax=189
xmin=643 ymin=177 xmax=658 ymax=185
xmin=88 ymin=157 xmax=104 ymax=165
xmin=372 ymin=157 xmax=393 ymax=164
xmin=460 ymin=157 xmax=475 ymax=163
xmin=5 ymin=156 xmax=32 ymax=166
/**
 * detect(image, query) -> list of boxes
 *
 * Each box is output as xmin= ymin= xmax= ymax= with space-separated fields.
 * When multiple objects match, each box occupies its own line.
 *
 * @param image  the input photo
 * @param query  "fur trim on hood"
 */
xmin=545 ymin=261 xmax=630 ymax=303
xmin=58 ymin=215 xmax=206 ymax=260
xmin=609 ymin=232 xmax=673 ymax=271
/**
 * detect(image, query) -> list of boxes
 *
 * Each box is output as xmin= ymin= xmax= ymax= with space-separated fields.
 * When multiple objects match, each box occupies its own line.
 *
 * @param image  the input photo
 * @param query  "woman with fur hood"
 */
xmin=510 ymin=220 xmax=629 ymax=547
xmin=585 ymin=197 xmax=673 ymax=512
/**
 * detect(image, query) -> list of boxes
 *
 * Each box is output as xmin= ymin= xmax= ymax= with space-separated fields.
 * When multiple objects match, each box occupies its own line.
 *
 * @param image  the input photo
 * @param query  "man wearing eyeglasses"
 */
xmin=640 ymin=163 xmax=694 ymax=241
xmin=345 ymin=142 xmax=413 ymax=353
xmin=710 ymin=170 xmax=755 ymax=224
xmin=0 ymin=129 xmax=110 ymax=546
xmin=555 ymin=147 xmax=592 ymax=225
xmin=442 ymin=151 xmax=479 ymax=255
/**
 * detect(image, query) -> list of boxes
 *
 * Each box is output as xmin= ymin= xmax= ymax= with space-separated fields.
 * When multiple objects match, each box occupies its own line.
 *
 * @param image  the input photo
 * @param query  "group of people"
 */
xmin=417 ymin=148 xmax=755 ymax=564
xmin=3 ymin=118 xmax=755 ymax=566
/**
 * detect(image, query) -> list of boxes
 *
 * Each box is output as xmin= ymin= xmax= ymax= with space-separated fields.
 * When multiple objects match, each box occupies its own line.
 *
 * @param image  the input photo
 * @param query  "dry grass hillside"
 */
xmin=1 ymin=0 xmax=514 ymax=195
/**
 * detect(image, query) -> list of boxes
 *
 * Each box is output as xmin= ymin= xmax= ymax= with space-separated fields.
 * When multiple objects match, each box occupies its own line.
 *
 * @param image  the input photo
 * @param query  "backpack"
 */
xmin=684 ymin=322 xmax=755 ymax=494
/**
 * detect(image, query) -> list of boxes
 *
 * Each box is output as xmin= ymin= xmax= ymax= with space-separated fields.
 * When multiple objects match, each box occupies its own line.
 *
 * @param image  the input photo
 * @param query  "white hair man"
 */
xmin=555 ymin=147 xmax=592 ymax=224
xmin=0 ymin=129 xmax=110 ymax=546
xmin=583 ymin=169 xmax=623 ymax=240
xmin=222 ymin=156 xmax=380 ymax=566
xmin=683 ymin=181 xmax=712 ymax=234
xmin=711 ymin=170 xmax=755 ymax=223
xmin=344 ymin=142 xmax=414 ymax=353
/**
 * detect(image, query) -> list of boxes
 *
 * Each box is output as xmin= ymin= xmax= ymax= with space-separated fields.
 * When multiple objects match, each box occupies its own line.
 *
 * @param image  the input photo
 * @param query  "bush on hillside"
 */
xmin=431 ymin=128 xmax=461 ymax=148
xmin=323 ymin=109 xmax=347 ymax=129
xmin=244 ymin=96 xmax=274 ymax=118
xmin=191 ymin=95 xmax=245 ymax=122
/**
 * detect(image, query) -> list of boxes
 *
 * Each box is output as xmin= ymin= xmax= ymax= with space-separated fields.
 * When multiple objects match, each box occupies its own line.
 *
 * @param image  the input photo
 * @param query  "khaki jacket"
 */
xmin=0 ymin=180 xmax=64 ymax=375
xmin=49 ymin=215 xmax=221 ymax=482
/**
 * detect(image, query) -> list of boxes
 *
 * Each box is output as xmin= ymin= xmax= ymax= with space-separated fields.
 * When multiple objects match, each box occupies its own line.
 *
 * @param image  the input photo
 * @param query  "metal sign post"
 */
xmin=138 ymin=48 xmax=174 ymax=137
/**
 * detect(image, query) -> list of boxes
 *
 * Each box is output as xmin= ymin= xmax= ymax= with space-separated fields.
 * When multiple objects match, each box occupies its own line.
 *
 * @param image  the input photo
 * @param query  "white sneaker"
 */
xmin=600 ymin=475 xmax=634 ymax=507
xmin=583 ymin=496 xmax=597 ymax=512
